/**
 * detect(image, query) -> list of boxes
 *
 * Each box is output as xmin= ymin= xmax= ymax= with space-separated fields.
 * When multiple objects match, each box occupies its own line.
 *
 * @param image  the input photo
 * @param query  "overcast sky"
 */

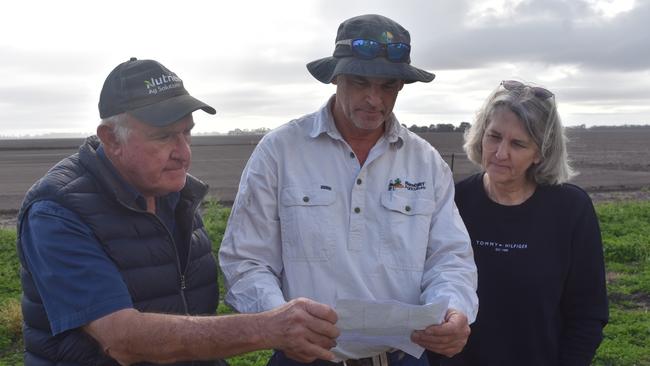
xmin=1 ymin=0 xmax=649 ymax=136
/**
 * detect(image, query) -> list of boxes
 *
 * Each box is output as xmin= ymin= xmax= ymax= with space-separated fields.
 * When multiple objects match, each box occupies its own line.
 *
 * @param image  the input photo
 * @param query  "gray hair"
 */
xmin=99 ymin=113 xmax=130 ymax=144
xmin=463 ymin=82 xmax=575 ymax=185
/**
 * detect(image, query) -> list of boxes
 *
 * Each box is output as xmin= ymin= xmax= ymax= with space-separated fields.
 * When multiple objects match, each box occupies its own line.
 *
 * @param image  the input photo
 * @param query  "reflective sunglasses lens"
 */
xmin=351 ymin=39 xmax=381 ymax=59
xmin=387 ymin=43 xmax=410 ymax=62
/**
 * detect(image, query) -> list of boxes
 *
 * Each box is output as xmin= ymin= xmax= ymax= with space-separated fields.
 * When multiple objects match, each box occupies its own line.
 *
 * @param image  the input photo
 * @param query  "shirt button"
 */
xmin=354 ymin=207 xmax=361 ymax=213
xmin=405 ymin=205 xmax=411 ymax=212
xmin=349 ymin=152 xmax=355 ymax=158
xmin=303 ymin=196 xmax=310 ymax=203
xmin=356 ymin=178 xmax=362 ymax=185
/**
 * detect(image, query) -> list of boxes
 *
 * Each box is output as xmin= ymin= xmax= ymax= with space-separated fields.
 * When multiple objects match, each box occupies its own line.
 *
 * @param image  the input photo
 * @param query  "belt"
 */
xmin=338 ymin=351 xmax=399 ymax=366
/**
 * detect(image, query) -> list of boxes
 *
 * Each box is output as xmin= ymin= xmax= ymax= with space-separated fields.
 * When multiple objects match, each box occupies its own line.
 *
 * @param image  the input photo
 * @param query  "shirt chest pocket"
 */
xmin=379 ymin=192 xmax=435 ymax=272
xmin=279 ymin=187 xmax=337 ymax=261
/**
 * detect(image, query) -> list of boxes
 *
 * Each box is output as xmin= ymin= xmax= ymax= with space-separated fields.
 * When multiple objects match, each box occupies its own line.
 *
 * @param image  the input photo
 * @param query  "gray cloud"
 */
xmin=0 ymin=88 xmax=95 ymax=132
xmin=306 ymin=0 xmax=650 ymax=72
xmin=203 ymin=83 xmax=331 ymax=118
xmin=0 ymin=85 xmax=90 ymax=107
xmin=0 ymin=46 xmax=106 ymax=77
xmin=1 ymin=0 xmax=649 ymax=137
xmin=419 ymin=0 xmax=650 ymax=71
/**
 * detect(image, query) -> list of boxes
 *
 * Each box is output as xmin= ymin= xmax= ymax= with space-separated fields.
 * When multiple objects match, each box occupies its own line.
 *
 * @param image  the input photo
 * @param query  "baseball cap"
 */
xmin=98 ymin=57 xmax=216 ymax=126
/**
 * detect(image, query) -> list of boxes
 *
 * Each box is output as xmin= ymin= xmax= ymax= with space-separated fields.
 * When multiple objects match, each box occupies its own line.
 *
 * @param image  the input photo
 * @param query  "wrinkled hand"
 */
xmin=266 ymin=297 xmax=340 ymax=363
xmin=411 ymin=309 xmax=470 ymax=358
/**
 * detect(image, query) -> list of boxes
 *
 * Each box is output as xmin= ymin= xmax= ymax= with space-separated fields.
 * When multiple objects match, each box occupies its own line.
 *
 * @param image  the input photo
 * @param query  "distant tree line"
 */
xmin=4 ymin=123 xmax=649 ymax=141
xmin=404 ymin=122 xmax=650 ymax=134
xmin=226 ymin=127 xmax=272 ymax=135
xmin=219 ymin=122 xmax=650 ymax=136
xmin=222 ymin=123 xmax=474 ymax=135
xmin=565 ymin=124 xmax=650 ymax=130
xmin=403 ymin=122 xmax=472 ymax=133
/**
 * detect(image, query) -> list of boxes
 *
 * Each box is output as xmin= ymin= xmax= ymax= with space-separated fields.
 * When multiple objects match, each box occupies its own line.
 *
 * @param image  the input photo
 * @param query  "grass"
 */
xmin=598 ymin=202 xmax=650 ymax=263
xmin=0 ymin=299 xmax=22 ymax=355
xmin=0 ymin=229 xmax=23 ymax=362
xmin=592 ymin=201 xmax=650 ymax=365
xmin=201 ymin=203 xmax=275 ymax=365
xmin=1 ymin=201 xmax=650 ymax=365
xmin=0 ymin=230 xmax=20 ymax=303
xmin=595 ymin=308 xmax=650 ymax=365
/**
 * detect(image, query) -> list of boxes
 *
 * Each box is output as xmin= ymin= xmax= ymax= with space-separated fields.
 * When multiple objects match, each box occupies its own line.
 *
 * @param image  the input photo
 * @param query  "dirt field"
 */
xmin=2 ymin=127 xmax=650 ymax=228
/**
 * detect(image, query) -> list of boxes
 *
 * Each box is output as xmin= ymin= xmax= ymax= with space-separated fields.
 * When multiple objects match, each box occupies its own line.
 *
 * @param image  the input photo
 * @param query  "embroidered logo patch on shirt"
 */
xmin=475 ymin=240 xmax=529 ymax=253
xmin=388 ymin=178 xmax=426 ymax=191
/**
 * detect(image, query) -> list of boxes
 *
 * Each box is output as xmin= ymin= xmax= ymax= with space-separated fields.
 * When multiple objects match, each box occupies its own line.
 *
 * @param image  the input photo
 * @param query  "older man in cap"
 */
xmin=220 ymin=14 xmax=478 ymax=366
xmin=16 ymin=58 xmax=339 ymax=366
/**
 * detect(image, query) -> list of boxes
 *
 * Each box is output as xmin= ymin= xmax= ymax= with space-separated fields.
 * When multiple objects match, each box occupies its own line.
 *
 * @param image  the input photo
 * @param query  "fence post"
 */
xmin=451 ymin=153 xmax=455 ymax=173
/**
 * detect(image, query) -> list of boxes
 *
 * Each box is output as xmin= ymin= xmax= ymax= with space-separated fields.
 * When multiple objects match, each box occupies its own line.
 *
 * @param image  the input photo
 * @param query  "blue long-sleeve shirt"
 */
xmin=20 ymin=146 xmax=181 ymax=335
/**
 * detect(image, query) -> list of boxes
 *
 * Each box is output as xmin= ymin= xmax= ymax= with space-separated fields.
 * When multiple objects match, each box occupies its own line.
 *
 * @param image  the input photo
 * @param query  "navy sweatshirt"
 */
xmin=445 ymin=173 xmax=608 ymax=366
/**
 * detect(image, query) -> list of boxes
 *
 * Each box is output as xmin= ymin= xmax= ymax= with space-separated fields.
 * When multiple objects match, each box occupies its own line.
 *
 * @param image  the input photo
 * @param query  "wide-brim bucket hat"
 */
xmin=307 ymin=14 xmax=435 ymax=84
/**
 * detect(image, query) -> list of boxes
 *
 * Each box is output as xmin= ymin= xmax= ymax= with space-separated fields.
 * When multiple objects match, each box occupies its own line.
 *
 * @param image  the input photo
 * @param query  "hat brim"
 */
xmin=128 ymin=94 xmax=216 ymax=126
xmin=307 ymin=56 xmax=435 ymax=84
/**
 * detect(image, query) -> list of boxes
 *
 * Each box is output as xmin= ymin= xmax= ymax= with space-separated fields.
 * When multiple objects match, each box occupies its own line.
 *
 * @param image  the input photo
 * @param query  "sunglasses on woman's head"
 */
xmin=501 ymin=80 xmax=554 ymax=100
xmin=336 ymin=38 xmax=411 ymax=63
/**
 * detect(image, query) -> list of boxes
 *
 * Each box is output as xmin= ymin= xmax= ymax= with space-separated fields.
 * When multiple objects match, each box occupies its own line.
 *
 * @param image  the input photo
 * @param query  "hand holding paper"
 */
xmin=333 ymin=297 xmax=450 ymax=360
xmin=411 ymin=309 xmax=470 ymax=357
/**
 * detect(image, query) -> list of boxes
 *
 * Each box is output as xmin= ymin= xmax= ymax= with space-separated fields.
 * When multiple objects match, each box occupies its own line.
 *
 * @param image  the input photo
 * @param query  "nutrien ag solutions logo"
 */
xmin=144 ymin=74 xmax=182 ymax=95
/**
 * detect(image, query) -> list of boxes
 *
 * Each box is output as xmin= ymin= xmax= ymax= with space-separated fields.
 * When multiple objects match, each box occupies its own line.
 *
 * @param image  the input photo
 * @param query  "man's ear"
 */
xmin=97 ymin=125 xmax=121 ymax=156
xmin=331 ymin=76 xmax=338 ymax=85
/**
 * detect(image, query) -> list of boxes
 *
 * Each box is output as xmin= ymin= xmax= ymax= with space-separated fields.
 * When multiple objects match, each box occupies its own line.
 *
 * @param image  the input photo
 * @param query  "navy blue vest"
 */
xmin=17 ymin=136 xmax=221 ymax=365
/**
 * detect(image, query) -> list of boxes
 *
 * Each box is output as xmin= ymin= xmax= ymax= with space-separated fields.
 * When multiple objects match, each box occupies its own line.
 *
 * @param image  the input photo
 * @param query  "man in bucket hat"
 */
xmin=16 ymin=58 xmax=339 ymax=366
xmin=220 ymin=14 xmax=478 ymax=366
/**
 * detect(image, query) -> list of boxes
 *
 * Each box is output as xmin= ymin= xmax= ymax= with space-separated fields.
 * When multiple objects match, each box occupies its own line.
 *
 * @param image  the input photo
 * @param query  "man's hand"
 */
xmin=82 ymin=298 xmax=339 ymax=364
xmin=265 ymin=297 xmax=340 ymax=363
xmin=411 ymin=309 xmax=470 ymax=357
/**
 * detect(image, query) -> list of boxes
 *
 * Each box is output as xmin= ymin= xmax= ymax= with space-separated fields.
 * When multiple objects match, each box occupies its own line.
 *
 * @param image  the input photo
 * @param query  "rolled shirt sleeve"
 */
xmin=420 ymin=158 xmax=478 ymax=323
xmin=20 ymin=200 xmax=133 ymax=335
xmin=219 ymin=144 xmax=287 ymax=313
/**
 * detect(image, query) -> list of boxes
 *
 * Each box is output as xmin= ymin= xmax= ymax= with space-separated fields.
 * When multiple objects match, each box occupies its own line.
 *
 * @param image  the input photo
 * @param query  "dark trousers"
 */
xmin=426 ymin=351 xmax=441 ymax=366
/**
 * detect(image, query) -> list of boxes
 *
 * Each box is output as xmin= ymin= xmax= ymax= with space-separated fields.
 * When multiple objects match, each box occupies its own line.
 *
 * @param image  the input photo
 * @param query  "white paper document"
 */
xmin=333 ymin=297 xmax=450 ymax=359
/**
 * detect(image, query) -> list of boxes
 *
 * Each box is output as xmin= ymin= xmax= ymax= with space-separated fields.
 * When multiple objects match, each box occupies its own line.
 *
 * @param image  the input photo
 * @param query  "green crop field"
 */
xmin=1 ymin=201 xmax=649 ymax=365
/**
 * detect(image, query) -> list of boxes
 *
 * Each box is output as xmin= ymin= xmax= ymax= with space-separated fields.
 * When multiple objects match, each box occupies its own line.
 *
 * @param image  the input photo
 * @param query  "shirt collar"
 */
xmin=309 ymin=95 xmax=339 ymax=139
xmin=309 ymin=95 xmax=405 ymax=147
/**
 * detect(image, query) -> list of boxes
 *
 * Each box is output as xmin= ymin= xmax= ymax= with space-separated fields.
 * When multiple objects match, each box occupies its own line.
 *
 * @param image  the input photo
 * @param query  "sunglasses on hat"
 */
xmin=336 ymin=39 xmax=411 ymax=63
xmin=501 ymin=80 xmax=554 ymax=100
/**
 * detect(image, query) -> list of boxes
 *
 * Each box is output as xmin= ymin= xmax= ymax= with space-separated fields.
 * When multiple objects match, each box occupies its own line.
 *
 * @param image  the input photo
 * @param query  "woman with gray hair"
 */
xmin=441 ymin=80 xmax=609 ymax=366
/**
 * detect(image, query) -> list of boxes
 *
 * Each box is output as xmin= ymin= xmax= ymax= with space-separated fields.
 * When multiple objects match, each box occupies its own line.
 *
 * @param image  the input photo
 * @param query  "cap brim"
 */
xmin=128 ymin=94 xmax=216 ymax=126
xmin=307 ymin=56 xmax=435 ymax=84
